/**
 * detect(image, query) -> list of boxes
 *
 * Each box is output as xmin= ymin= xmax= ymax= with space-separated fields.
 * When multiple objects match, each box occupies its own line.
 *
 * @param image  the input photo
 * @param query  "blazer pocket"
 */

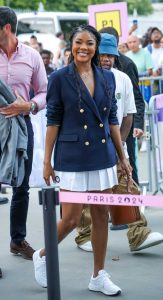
xmin=58 ymin=134 xmax=79 ymax=142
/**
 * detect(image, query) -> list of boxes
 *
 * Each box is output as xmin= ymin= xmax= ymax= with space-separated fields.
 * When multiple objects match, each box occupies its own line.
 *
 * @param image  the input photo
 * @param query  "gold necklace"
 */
xmin=79 ymin=71 xmax=92 ymax=80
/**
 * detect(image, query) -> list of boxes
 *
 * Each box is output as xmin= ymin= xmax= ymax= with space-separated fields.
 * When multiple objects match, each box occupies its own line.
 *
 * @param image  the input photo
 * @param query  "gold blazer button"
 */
xmin=85 ymin=141 xmax=90 ymax=146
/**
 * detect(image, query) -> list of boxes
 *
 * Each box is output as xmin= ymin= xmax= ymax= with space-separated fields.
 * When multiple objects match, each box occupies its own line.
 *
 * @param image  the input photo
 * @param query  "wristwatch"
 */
xmin=30 ymin=101 xmax=37 ymax=114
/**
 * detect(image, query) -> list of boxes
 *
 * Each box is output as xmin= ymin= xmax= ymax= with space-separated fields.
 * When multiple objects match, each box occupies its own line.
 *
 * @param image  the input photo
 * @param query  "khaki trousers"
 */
xmin=75 ymin=206 xmax=151 ymax=250
xmin=75 ymin=161 xmax=151 ymax=249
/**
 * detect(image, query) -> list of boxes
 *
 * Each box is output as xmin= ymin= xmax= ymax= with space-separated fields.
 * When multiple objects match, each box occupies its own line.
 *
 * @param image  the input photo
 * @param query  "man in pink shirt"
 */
xmin=0 ymin=6 xmax=47 ymax=262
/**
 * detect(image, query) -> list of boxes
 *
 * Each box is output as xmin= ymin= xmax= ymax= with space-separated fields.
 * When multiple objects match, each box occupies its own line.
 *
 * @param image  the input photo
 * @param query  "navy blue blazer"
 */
xmin=46 ymin=62 xmax=119 ymax=172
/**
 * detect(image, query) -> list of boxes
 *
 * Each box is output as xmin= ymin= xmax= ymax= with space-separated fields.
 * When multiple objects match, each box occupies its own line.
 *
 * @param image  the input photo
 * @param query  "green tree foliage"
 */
xmin=44 ymin=0 xmax=110 ymax=12
xmin=6 ymin=0 xmax=46 ymax=10
xmin=5 ymin=0 xmax=153 ymax=16
xmin=114 ymin=0 xmax=153 ymax=15
xmin=45 ymin=0 xmax=153 ymax=15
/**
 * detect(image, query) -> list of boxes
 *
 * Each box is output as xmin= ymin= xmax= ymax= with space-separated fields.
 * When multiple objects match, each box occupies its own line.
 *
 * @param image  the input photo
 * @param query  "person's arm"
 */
xmin=43 ymin=70 xmax=64 ymax=186
xmin=128 ymin=23 xmax=138 ymax=35
xmin=147 ymin=68 xmax=153 ymax=76
xmin=43 ymin=125 xmax=59 ymax=186
xmin=31 ymin=51 xmax=48 ymax=111
xmin=121 ymin=74 xmax=136 ymax=140
xmin=122 ymin=73 xmax=139 ymax=138
xmin=125 ymin=61 xmax=145 ymax=135
xmin=152 ymin=70 xmax=161 ymax=76
xmin=145 ymin=51 xmax=153 ymax=77
xmin=138 ymin=69 xmax=153 ymax=77
xmin=110 ymin=124 xmax=132 ymax=177
xmin=120 ymin=114 xmax=133 ymax=142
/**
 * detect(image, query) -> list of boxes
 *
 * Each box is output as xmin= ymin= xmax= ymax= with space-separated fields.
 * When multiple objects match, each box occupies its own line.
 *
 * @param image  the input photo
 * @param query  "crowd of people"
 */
xmin=119 ymin=26 xmax=163 ymax=78
xmin=0 ymin=5 xmax=163 ymax=298
xmin=28 ymin=24 xmax=163 ymax=80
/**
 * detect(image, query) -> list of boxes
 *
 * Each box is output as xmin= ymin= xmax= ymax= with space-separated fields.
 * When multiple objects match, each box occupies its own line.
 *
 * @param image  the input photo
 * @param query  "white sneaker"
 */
xmin=88 ymin=269 xmax=122 ymax=296
xmin=132 ymin=232 xmax=163 ymax=251
xmin=33 ymin=249 xmax=47 ymax=288
xmin=78 ymin=241 xmax=93 ymax=252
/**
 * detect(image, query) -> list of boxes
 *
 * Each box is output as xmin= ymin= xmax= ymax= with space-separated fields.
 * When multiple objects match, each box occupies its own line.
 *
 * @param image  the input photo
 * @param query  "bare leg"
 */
xmin=90 ymin=189 xmax=111 ymax=277
xmin=58 ymin=202 xmax=83 ymax=242
xmin=40 ymin=202 xmax=83 ymax=256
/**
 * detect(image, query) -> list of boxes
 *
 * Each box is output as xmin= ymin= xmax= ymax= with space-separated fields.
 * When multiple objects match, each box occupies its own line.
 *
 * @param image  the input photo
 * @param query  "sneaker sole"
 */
xmin=131 ymin=239 xmax=163 ymax=251
xmin=78 ymin=245 xmax=93 ymax=252
xmin=88 ymin=284 xmax=121 ymax=296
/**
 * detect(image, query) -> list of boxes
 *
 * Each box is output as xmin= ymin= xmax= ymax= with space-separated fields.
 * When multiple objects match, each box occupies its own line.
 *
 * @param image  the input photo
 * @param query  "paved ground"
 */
xmin=0 ymin=187 xmax=163 ymax=300
xmin=0 ymin=149 xmax=163 ymax=300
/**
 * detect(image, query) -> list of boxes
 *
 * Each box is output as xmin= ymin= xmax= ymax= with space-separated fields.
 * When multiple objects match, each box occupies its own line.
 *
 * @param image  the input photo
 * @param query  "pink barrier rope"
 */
xmin=59 ymin=191 xmax=163 ymax=207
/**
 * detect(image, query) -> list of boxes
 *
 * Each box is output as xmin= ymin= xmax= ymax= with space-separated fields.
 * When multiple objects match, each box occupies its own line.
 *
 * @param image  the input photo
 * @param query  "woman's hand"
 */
xmin=43 ymin=162 xmax=56 ymax=186
xmin=118 ymin=158 xmax=132 ymax=179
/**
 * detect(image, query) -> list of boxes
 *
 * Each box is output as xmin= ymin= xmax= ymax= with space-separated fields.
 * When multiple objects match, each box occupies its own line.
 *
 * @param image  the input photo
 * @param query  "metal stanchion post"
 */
xmin=145 ymin=108 xmax=152 ymax=192
xmin=149 ymin=103 xmax=163 ymax=194
xmin=39 ymin=187 xmax=61 ymax=300
xmin=139 ymin=78 xmax=163 ymax=193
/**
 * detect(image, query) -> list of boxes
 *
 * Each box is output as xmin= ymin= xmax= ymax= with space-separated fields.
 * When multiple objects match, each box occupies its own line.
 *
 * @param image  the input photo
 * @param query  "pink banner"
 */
xmin=59 ymin=191 xmax=163 ymax=207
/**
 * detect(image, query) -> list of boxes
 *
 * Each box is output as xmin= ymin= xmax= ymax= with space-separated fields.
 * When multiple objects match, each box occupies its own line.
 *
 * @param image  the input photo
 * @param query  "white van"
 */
xmin=16 ymin=11 xmax=88 ymax=55
xmin=17 ymin=12 xmax=88 ymax=39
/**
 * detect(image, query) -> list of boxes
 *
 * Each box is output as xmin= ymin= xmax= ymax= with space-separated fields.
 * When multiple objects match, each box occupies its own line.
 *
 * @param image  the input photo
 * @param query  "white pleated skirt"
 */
xmin=55 ymin=165 xmax=118 ymax=192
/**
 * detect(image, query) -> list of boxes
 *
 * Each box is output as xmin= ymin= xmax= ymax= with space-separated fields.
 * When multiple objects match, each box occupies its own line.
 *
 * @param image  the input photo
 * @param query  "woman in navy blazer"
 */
xmin=33 ymin=25 xmax=132 ymax=295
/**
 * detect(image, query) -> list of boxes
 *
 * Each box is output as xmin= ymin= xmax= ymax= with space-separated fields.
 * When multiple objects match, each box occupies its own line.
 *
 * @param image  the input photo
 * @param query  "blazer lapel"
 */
xmin=65 ymin=63 xmax=103 ymax=121
xmin=93 ymin=65 xmax=107 ymax=108
xmin=80 ymin=65 xmax=109 ymax=118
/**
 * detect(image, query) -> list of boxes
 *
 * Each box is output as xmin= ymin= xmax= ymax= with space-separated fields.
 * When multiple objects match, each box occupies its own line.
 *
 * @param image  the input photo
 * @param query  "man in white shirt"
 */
xmin=75 ymin=33 xmax=137 ymax=248
xmin=75 ymin=33 xmax=163 ymax=253
xmin=99 ymin=35 xmax=136 ymax=159
xmin=146 ymin=27 xmax=163 ymax=76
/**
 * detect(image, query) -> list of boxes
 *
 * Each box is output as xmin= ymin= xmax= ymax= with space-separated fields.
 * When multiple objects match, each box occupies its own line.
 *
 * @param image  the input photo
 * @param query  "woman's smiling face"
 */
xmin=72 ymin=30 xmax=97 ymax=64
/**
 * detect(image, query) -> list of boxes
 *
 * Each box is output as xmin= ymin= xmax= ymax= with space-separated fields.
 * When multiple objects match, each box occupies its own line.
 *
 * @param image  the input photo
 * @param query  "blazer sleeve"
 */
xmin=46 ymin=71 xmax=64 ymax=126
xmin=108 ymin=72 xmax=119 ymax=126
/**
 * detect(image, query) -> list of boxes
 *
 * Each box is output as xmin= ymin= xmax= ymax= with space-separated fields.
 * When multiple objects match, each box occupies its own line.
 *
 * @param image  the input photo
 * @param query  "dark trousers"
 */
xmin=126 ymin=129 xmax=139 ymax=185
xmin=10 ymin=116 xmax=34 ymax=244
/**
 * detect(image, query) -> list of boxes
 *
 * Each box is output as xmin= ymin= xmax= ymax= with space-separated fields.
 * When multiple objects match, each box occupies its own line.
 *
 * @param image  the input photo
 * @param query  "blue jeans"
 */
xmin=10 ymin=116 xmax=34 ymax=244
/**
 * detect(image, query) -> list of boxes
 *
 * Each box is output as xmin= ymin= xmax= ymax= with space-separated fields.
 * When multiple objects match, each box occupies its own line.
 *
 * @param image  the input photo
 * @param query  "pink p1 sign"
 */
xmin=88 ymin=2 xmax=128 ymax=44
